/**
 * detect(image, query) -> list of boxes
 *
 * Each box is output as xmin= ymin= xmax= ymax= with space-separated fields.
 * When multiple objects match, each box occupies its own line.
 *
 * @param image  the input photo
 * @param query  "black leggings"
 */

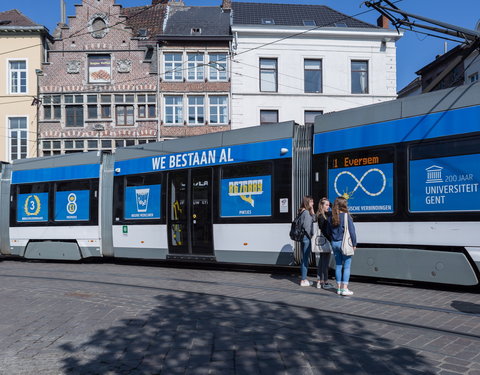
xmin=317 ymin=252 xmax=331 ymax=282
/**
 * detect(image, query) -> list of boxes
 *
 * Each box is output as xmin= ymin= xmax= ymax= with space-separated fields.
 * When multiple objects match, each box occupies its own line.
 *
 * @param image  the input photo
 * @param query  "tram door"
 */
xmin=167 ymin=168 xmax=214 ymax=256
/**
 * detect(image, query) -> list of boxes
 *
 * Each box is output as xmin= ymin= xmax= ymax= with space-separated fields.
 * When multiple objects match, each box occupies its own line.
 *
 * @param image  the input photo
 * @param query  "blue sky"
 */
xmin=3 ymin=0 xmax=479 ymax=90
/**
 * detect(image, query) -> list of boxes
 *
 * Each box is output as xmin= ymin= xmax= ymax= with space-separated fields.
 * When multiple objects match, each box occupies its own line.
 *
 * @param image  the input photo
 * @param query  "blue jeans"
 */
xmin=301 ymin=234 xmax=311 ymax=280
xmin=331 ymin=240 xmax=352 ymax=285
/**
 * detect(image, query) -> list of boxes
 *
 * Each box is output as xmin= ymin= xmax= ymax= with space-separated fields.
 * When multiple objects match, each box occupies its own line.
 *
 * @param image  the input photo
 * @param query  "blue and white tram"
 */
xmin=313 ymin=83 xmax=480 ymax=286
xmin=110 ymin=121 xmax=304 ymax=264
xmin=7 ymin=152 xmax=108 ymax=260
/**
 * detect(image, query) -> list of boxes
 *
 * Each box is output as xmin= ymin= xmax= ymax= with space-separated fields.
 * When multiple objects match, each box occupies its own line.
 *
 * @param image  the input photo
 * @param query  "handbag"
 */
xmin=312 ymin=226 xmax=332 ymax=253
xmin=341 ymin=213 xmax=355 ymax=256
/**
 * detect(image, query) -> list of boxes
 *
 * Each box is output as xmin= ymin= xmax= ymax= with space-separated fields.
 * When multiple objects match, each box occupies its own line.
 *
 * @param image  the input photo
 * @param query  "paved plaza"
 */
xmin=0 ymin=259 xmax=479 ymax=375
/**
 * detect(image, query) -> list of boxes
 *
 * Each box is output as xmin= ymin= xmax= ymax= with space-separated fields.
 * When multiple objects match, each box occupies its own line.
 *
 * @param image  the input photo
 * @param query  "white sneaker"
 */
xmin=300 ymin=280 xmax=313 ymax=287
xmin=341 ymin=289 xmax=354 ymax=296
xmin=316 ymin=281 xmax=322 ymax=289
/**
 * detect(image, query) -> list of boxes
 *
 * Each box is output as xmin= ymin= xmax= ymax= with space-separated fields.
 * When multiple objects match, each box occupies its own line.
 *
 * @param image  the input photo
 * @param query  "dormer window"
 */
xmin=303 ymin=20 xmax=316 ymax=26
xmin=138 ymin=29 xmax=148 ymax=38
xmin=334 ymin=22 xmax=347 ymax=27
xmin=191 ymin=28 xmax=202 ymax=35
xmin=261 ymin=18 xmax=275 ymax=25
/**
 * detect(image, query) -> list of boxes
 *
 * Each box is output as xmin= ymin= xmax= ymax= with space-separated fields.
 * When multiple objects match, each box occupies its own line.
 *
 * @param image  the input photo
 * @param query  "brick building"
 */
xmin=38 ymin=0 xmax=165 ymax=155
xmin=157 ymin=0 xmax=232 ymax=137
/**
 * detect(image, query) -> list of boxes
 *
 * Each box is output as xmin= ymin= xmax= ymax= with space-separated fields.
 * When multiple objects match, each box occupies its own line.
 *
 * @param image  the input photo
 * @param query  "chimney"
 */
xmin=377 ymin=15 xmax=389 ymax=29
xmin=152 ymin=0 xmax=168 ymax=5
xmin=222 ymin=0 xmax=232 ymax=10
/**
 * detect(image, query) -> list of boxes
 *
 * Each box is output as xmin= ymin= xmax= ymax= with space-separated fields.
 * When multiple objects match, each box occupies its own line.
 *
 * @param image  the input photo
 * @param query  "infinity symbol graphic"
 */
xmin=334 ymin=168 xmax=386 ymax=197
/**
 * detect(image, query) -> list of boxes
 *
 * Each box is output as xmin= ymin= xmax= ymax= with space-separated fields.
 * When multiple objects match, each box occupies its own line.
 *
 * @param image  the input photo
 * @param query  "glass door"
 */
xmin=167 ymin=168 xmax=213 ymax=256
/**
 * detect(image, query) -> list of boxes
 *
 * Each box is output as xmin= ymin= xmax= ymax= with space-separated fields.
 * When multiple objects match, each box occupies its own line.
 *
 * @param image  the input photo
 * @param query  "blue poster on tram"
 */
xmin=17 ymin=192 xmax=49 ymax=222
xmin=125 ymin=184 xmax=161 ymax=219
xmin=327 ymin=151 xmax=394 ymax=214
xmin=220 ymin=175 xmax=271 ymax=217
xmin=55 ymin=190 xmax=90 ymax=221
xmin=409 ymin=154 xmax=480 ymax=212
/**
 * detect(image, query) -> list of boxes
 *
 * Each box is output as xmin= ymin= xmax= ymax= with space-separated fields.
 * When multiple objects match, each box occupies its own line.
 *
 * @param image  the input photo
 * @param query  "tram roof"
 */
xmin=314 ymin=83 xmax=480 ymax=133
xmin=115 ymin=120 xmax=296 ymax=161
xmin=11 ymin=150 xmax=103 ymax=171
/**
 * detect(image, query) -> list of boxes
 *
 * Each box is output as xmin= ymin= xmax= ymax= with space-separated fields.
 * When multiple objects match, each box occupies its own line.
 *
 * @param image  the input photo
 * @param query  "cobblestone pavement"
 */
xmin=0 ymin=260 xmax=479 ymax=375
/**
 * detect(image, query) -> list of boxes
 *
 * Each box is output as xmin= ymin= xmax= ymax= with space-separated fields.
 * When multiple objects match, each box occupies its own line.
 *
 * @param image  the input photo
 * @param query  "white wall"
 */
xmin=230 ymin=27 xmax=402 ymax=128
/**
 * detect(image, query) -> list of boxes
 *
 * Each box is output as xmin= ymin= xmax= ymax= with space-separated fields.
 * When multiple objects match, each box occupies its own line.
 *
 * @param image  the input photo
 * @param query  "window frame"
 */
xmin=8 ymin=59 xmax=28 ymax=94
xmin=304 ymin=59 xmax=323 ymax=93
xmin=351 ymin=60 xmax=369 ymax=94
xmin=8 ymin=117 xmax=28 ymax=161
xmin=164 ymin=52 xmax=183 ymax=81
xmin=260 ymin=110 xmax=279 ymax=125
xmin=209 ymin=95 xmax=228 ymax=125
xmin=259 ymin=58 xmax=278 ymax=92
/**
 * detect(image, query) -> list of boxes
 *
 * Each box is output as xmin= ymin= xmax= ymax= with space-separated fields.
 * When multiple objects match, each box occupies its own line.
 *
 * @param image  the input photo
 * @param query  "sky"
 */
xmin=2 ymin=0 xmax=479 ymax=90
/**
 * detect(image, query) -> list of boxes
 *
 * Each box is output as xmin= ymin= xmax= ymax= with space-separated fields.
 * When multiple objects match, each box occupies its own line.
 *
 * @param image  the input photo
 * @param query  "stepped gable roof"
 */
xmin=232 ymin=2 xmax=376 ymax=28
xmin=163 ymin=6 xmax=231 ymax=38
xmin=122 ymin=3 xmax=167 ymax=39
xmin=0 ymin=9 xmax=41 ymax=27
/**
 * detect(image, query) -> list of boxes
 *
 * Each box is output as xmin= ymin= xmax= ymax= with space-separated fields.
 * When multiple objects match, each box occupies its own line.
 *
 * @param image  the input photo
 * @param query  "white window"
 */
xmin=351 ymin=60 xmax=369 ymax=94
xmin=187 ymin=53 xmax=204 ymax=81
xmin=260 ymin=58 xmax=277 ymax=92
xmin=164 ymin=53 xmax=183 ymax=81
xmin=9 ymin=117 xmax=28 ymax=160
xmin=208 ymin=53 xmax=227 ymax=81
xmin=9 ymin=60 xmax=27 ymax=94
xmin=165 ymin=96 xmax=183 ymax=124
xmin=209 ymin=96 xmax=228 ymax=124
xmin=469 ymin=72 xmax=479 ymax=83
xmin=188 ymin=96 xmax=204 ymax=125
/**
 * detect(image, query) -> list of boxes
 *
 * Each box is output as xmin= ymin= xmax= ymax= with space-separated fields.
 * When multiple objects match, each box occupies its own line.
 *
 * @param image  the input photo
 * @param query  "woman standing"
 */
xmin=328 ymin=197 xmax=357 ymax=296
xmin=298 ymin=196 xmax=316 ymax=286
xmin=316 ymin=197 xmax=334 ymax=289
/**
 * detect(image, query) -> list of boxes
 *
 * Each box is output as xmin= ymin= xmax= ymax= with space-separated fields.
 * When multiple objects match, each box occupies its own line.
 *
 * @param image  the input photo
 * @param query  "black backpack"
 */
xmin=289 ymin=212 xmax=304 ymax=241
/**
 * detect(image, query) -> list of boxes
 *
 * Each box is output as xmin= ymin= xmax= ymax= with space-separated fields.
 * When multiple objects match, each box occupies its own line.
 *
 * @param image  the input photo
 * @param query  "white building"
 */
xmin=229 ymin=2 xmax=402 ymax=128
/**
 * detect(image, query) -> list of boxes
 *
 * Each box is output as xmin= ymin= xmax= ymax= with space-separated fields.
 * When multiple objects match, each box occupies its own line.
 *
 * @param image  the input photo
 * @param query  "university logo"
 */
xmin=425 ymin=165 xmax=443 ymax=183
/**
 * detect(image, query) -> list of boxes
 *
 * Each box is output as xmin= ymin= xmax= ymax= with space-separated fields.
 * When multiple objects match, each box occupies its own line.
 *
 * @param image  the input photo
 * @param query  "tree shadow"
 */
xmin=60 ymin=291 xmax=435 ymax=375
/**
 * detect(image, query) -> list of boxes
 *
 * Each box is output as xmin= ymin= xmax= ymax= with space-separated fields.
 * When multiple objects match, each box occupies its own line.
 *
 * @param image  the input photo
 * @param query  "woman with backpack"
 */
xmin=297 ymin=196 xmax=316 ymax=286
xmin=328 ymin=197 xmax=357 ymax=296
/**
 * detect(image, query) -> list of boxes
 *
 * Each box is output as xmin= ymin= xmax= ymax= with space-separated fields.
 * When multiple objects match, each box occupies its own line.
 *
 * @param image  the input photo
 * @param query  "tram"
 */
xmin=1 ymin=83 xmax=479 ymax=286
xmin=312 ymin=83 xmax=480 ymax=286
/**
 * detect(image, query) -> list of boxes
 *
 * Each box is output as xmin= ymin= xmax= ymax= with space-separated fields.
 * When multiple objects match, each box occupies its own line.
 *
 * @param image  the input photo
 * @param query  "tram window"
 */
xmin=54 ymin=181 xmax=92 ymax=222
xmin=15 ymin=183 xmax=50 ymax=223
xmin=410 ymin=136 xmax=480 ymax=160
xmin=124 ymin=173 xmax=162 ymax=220
xmin=409 ymin=136 xmax=480 ymax=213
xmin=220 ymin=163 xmax=272 ymax=217
xmin=327 ymin=148 xmax=394 ymax=214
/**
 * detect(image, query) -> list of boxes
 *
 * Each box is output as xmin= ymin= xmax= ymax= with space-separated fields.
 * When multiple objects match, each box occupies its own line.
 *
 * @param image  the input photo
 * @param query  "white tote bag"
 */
xmin=312 ymin=226 xmax=332 ymax=253
xmin=341 ymin=213 xmax=355 ymax=256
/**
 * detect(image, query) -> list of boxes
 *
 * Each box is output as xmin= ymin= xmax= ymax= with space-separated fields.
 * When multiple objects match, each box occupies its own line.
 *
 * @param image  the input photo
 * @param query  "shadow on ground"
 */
xmin=60 ymin=291 xmax=434 ymax=375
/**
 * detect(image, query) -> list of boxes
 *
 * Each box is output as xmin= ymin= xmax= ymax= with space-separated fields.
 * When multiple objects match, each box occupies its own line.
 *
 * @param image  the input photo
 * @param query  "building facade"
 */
xmin=157 ymin=1 xmax=232 ymax=137
xmin=0 ymin=10 xmax=50 ymax=162
xmin=38 ymin=0 xmax=164 ymax=156
xmin=230 ymin=2 xmax=402 ymax=128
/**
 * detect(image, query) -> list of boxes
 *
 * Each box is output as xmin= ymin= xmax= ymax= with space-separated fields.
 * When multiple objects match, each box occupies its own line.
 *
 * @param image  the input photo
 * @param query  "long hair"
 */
xmin=316 ymin=197 xmax=329 ymax=220
xmin=332 ymin=196 xmax=350 ymax=227
xmin=298 ymin=195 xmax=313 ymax=214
